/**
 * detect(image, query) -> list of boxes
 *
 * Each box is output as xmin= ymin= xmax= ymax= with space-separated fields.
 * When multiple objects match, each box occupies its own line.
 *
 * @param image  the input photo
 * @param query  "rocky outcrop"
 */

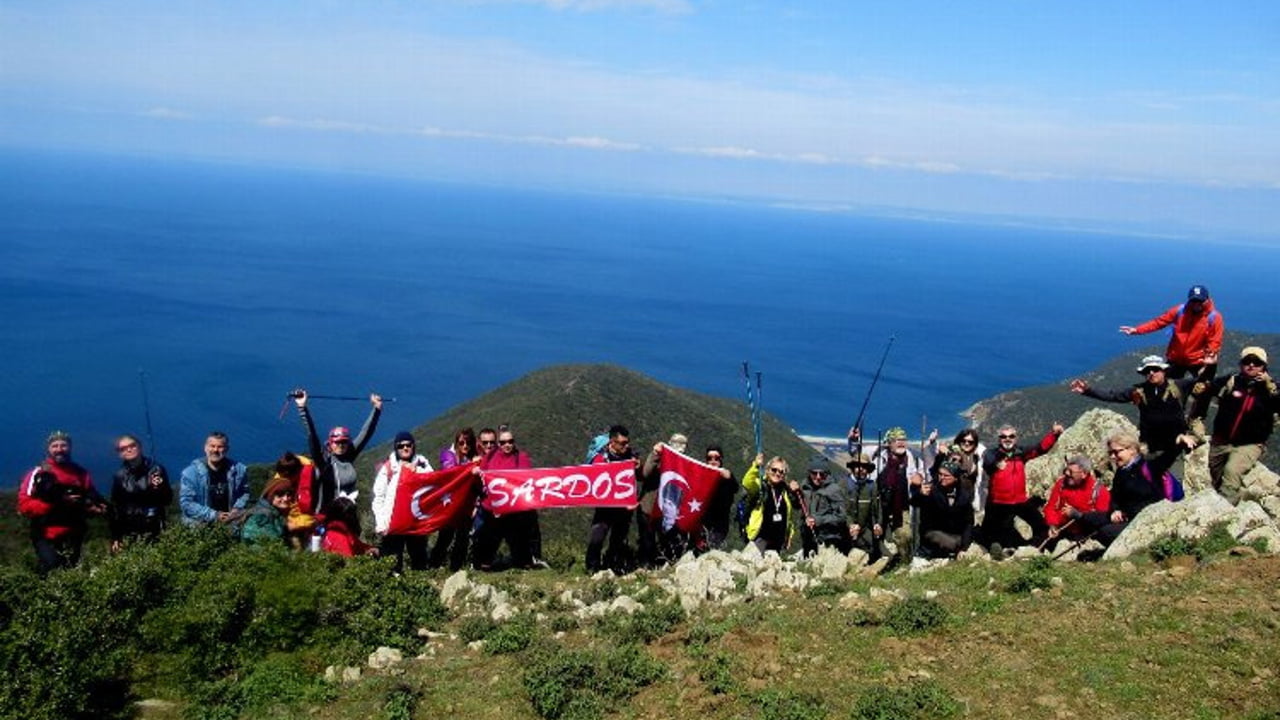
xmin=1103 ymin=490 xmax=1279 ymax=560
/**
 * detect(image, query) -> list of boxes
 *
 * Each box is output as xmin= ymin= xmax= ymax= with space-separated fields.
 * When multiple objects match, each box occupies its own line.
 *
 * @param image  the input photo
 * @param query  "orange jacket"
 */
xmin=1133 ymin=299 xmax=1223 ymax=366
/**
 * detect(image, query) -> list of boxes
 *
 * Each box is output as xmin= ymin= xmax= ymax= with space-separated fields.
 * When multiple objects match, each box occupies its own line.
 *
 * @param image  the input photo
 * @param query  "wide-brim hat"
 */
xmin=1137 ymin=354 xmax=1170 ymax=373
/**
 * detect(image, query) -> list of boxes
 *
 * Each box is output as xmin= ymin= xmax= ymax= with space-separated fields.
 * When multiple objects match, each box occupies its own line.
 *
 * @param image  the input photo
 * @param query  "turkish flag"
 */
xmin=386 ymin=464 xmax=478 ymax=536
xmin=650 ymin=445 xmax=722 ymax=533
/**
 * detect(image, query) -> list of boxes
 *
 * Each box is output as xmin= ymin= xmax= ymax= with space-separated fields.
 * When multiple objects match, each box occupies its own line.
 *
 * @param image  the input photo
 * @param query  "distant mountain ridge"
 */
xmin=965 ymin=329 xmax=1280 ymax=456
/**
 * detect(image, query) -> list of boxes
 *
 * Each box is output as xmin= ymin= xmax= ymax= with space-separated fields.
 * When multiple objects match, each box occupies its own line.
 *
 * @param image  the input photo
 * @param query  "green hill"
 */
xmin=354 ymin=363 xmax=827 ymax=487
xmin=965 ymin=330 xmax=1280 ymax=457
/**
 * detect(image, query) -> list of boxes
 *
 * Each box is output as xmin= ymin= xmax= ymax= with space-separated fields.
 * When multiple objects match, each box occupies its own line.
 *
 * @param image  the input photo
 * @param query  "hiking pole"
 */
xmin=851 ymin=336 xmax=895 ymax=438
xmin=1050 ymin=528 xmax=1099 ymax=562
xmin=284 ymin=392 xmax=397 ymax=402
xmin=747 ymin=368 xmax=757 ymax=453
xmin=1037 ymin=518 xmax=1076 ymax=552
xmin=138 ymin=368 xmax=157 ymax=457
xmin=742 ymin=362 xmax=762 ymax=458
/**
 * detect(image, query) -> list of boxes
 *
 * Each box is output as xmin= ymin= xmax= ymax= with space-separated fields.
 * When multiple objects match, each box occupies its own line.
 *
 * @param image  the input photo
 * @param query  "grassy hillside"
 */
xmin=966 ymin=330 xmax=1280 ymax=457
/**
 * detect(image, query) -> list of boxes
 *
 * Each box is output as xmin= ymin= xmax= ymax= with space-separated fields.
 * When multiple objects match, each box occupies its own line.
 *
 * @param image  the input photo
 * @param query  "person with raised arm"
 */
xmin=1119 ymin=284 xmax=1222 ymax=380
xmin=108 ymin=433 xmax=172 ymax=551
xmin=293 ymin=388 xmax=382 ymax=514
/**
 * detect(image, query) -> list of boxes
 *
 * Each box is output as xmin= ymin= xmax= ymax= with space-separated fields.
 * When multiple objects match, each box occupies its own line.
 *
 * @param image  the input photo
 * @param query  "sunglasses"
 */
xmin=498 ymin=439 xmax=516 ymax=446
xmin=767 ymin=467 xmax=787 ymax=475
xmin=999 ymin=434 xmax=1017 ymax=440
xmin=395 ymin=442 xmax=414 ymax=449
xmin=705 ymin=454 xmax=722 ymax=461
xmin=1242 ymin=358 xmax=1266 ymax=367
xmin=117 ymin=442 xmax=139 ymax=452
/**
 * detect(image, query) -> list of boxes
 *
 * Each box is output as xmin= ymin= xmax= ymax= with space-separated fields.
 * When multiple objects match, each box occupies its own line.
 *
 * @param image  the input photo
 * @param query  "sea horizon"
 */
xmin=5 ymin=147 xmax=1280 ymax=485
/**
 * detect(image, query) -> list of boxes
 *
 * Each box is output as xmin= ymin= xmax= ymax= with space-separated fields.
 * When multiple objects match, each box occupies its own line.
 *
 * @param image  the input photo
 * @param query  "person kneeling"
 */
xmin=910 ymin=463 xmax=974 ymax=560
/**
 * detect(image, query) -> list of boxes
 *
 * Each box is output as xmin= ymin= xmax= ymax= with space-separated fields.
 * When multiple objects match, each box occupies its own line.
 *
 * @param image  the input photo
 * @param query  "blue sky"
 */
xmin=3 ymin=1 xmax=1278 ymax=238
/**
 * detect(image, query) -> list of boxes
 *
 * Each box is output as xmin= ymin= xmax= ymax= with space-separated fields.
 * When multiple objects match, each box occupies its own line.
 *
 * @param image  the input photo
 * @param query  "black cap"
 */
xmin=394 ymin=431 xmax=415 ymax=446
xmin=1187 ymin=285 xmax=1209 ymax=302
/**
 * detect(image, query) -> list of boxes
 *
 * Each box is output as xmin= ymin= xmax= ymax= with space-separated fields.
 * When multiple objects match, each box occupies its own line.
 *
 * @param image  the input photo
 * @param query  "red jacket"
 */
xmin=17 ymin=459 xmax=99 ymax=540
xmin=982 ymin=430 xmax=1058 ymax=505
xmin=320 ymin=519 xmax=374 ymax=557
xmin=1133 ymin=299 xmax=1223 ymax=366
xmin=1043 ymin=475 xmax=1111 ymax=530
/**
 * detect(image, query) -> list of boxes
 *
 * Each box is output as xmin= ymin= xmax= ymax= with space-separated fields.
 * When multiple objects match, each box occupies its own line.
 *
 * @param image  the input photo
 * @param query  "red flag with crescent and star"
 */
xmin=386 ymin=464 xmax=478 ymax=535
xmin=650 ymin=444 xmax=722 ymax=534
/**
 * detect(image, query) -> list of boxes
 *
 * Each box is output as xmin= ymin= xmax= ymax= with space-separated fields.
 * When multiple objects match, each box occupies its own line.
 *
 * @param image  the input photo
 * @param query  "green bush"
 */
xmin=1148 ymin=534 xmax=1201 ymax=563
xmin=754 ymin=688 xmax=826 ymax=720
xmin=697 ymin=650 xmax=737 ymax=695
xmin=593 ymin=600 xmax=686 ymax=644
xmin=884 ymin=597 xmax=948 ymax=636
xmin=458 ymin=615 xmax=500 ymax=643
xmin=850 ymin=680 xmax=961 ymax=720
xmin=383 ymin=684 xmax=420 ymax=720
xmin=1198 ymin=522 xmax=1239 ymax=557
xmin=486 ymin=614 xmax=539 ymax=655
xmin=1006 ymin=554 xmax=1056 ymax=594
xmin=804 ymin=580 xmax=847 ymax=599
xmin=523 ymin=642 xmax=665 ymax=720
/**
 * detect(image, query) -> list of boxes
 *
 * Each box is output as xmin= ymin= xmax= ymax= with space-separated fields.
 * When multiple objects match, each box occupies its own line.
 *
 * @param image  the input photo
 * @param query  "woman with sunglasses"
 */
xmin=108 ymin=434 xmax=172 ymax=552
xmin=923 ymin=428 xmax=986 ymax=512
xmin=429 ymin=428 xmax=480 ymax=570
xmin=741 ymin=453 xmax=795 ymax=554
xmin=372 ymin=431 xmax=434 ymax=572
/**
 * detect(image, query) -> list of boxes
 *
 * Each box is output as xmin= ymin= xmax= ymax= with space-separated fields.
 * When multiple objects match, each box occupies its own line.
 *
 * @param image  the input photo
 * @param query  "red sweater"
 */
xmin=983 ymin=430 xmax=1058 ymax=505
xmin=1043 ymin=475 xmax=1112 ymax=529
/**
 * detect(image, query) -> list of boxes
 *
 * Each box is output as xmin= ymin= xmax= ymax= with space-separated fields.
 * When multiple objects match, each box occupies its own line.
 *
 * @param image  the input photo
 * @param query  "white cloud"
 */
xmin=141 ymin=107 xmax=190 ymax=120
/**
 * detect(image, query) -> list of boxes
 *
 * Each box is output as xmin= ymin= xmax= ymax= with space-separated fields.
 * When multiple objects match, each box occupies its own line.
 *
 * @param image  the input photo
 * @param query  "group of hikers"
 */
xmin=16 ymin=285 xmax=1280 ymax=575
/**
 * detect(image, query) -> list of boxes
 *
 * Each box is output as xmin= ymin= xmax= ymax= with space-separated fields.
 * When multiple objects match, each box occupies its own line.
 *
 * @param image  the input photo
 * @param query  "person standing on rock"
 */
xmin=1075 ymin=430 xmax=1169 ymax=547
xmin=1190 ymin=346 xmax=1280 ymax=504
xmin=1119 ymin=284 xmax=1223 ymax=380
xmin=586 ymin=425 xmax=638 ymax=573
xmin=981 ymin=423 xmax=1060 ymax=554
xmin=798 ymin=460 xmax=854 ymax=556
xmin=908 ymin=462 xmax=974 ymax=560
xmin=293 ymin=388 xmax=382 ymax=514
xmin=844 ymin=453 xmax=883 ymax=562
xmin=1042 ymin=455 xmax=1111 ymax=551
xmin=180 ymin=431 xmax=250 ymax=527
xmin=18 ymin=431 xmax=108 ymax=574
xmin=1069 ymin=354 xmax=1199 ymax=474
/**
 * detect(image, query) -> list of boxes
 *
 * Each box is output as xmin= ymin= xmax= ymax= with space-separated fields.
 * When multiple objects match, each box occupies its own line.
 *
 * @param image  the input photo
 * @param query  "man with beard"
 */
xmin=180 ymin=431 xmax=250 ymax=527
xmin=1191 ymin=346 xmax=1280 ymax=504
xmin=18 ymin=431 xmax=108 ymax=574
xmin=982 ymin=423 xmax=1061 ymax=555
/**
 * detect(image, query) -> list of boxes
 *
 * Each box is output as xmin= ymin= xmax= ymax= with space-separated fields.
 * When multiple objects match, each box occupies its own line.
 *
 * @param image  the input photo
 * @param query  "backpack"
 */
xmin=1174 ymin=303 xmax=1219 ymax=330
xmin=585 ymin=433 xmax=609 ymax=464
xmin=1140 ymin=462 xmax=1185 ymax=502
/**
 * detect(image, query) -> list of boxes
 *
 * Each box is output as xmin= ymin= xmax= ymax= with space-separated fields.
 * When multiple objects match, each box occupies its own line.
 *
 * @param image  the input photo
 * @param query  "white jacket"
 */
xmin=371 ymin=451 xmax=434 ymax=534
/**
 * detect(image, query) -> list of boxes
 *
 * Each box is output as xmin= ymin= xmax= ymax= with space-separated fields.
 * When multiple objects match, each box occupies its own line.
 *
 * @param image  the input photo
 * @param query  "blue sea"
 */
xmin=3 ymin=148 xmax=1279 ymax=483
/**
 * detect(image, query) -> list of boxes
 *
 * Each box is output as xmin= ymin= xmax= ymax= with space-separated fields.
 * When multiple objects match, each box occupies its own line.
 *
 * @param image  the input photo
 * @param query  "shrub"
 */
xmin=458 ymin=615 xmax=499 ymax=643
xmin=486 ymin=614 xmax=539 ymax=655
xmin=753 ymin=688 xmax=826 ymax=720
xmin=1148 ymin=534 xmax=1201 ymax=563
xmin=593 ymin=600 xmax=685 ymax=644
xmin=1006 ymin=554 xmax=1056 ymax=594
xmin=804 ymin=581 xmax=847 ymax=599
xmin=850 ymin=680 xmax=961 ymax=720
xmin=697 ymin=650 xmax=737 ymax=695
xmin=523 ymin=642 xmax=665 ymax=720
xmin=1198 ymin=522 xmax=1239 ymax=557
xmin=884 ymin=597 xmax=948 ymax=636
xmin=383 ymin=684 xmax=420 ymax=720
